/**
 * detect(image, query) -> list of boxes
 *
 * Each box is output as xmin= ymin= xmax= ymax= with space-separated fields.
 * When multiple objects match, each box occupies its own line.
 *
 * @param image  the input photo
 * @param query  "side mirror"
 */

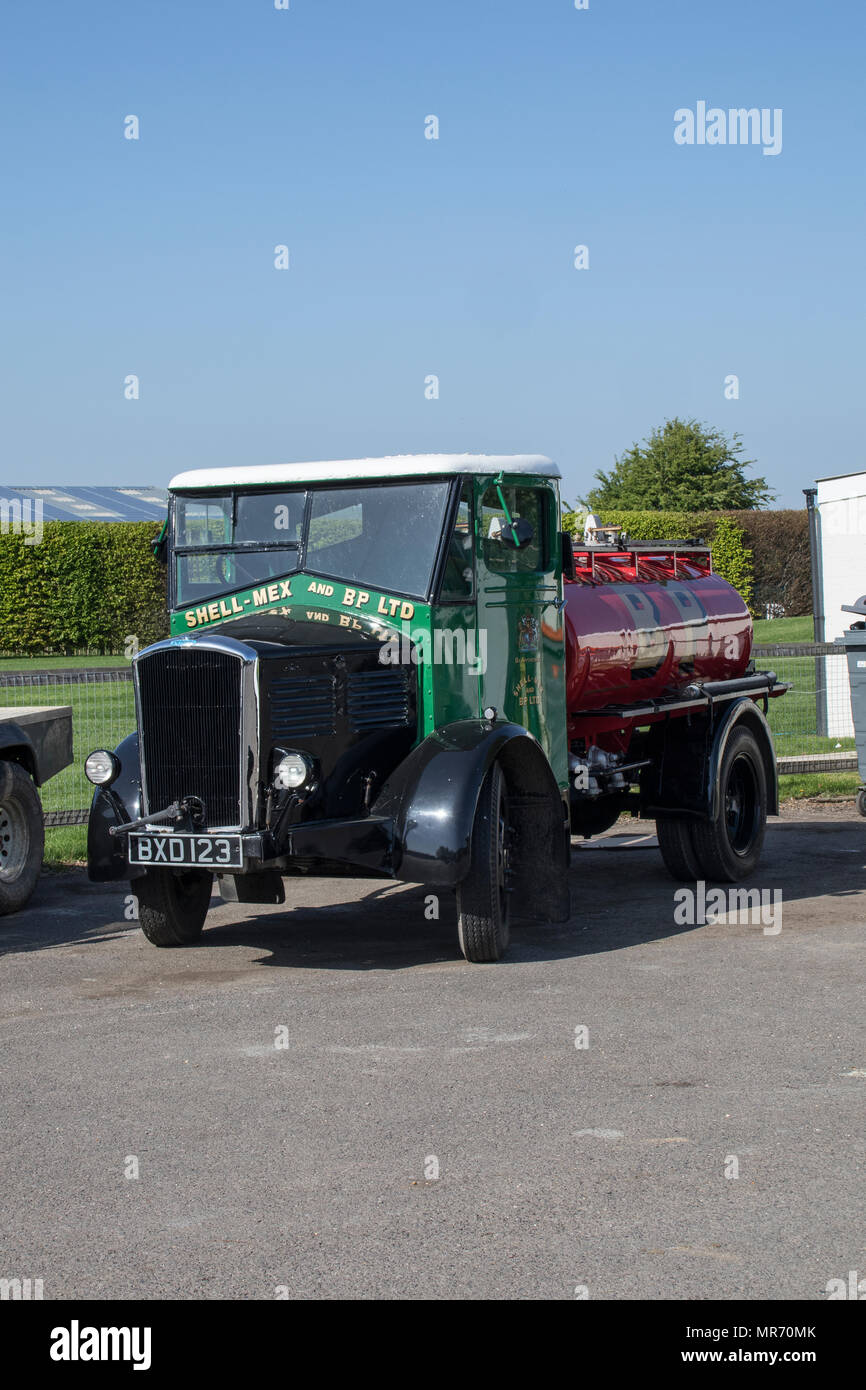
xmin=151 ymin=520 xmax=168 ymax=564
xmin=500 ymin=517 xmax=534 ymax=549
xmin=560 ymin=531 xmax=576 ymax=580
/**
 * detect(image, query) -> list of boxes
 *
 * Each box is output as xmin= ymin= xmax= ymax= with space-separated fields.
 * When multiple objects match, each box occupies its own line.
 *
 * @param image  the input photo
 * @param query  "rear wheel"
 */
xmin=456 ymin=762 xmax=511 ymax=963
xmin=136 ymin=868 xmax=213 ymax=947
xmin=656 ymin=814 xmax=702 ymax=882
xmin=0 ymin=761 xmax=44 ymax=916
xmin=690 ymin=726 xmax=767 ymax=881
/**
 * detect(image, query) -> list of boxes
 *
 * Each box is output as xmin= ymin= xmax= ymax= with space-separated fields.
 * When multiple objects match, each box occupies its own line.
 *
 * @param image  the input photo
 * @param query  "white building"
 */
xmin=815 ymin=470 xmax=866 ymax=736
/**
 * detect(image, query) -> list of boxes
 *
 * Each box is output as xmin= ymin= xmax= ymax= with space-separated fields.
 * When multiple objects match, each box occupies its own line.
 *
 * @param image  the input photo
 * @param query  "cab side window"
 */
xmin=439 ymin=486 xmax=475 ymax=602
xmin=480 ymin=486 xmax=544 ymax=573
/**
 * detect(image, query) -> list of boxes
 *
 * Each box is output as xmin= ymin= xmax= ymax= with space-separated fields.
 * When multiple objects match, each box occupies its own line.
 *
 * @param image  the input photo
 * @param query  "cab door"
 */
xmin=476 ymin=478 xmax=568 ymax=787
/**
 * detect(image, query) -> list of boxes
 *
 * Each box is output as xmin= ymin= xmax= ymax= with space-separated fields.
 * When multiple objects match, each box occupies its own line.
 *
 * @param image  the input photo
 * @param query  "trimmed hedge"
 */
xmin=562 ymin=506 xmax=811 ymax=617
xmin=726 ymin=510 xmax=811 ymax=619
xmin=0 ymin=506 xmax=812 ymax=656
xmin=0 ymin=522 xmax=168 ymax=656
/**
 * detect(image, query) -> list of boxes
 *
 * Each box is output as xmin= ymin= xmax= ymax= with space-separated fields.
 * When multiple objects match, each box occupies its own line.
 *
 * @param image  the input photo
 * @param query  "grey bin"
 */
xmin=836 ymin=594 xmax=866 ymax=814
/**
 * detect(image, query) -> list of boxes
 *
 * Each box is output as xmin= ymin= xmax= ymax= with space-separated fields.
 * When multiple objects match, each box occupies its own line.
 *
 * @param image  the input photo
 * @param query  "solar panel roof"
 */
xmin=0 ymin=486 xmax=167 ymax=522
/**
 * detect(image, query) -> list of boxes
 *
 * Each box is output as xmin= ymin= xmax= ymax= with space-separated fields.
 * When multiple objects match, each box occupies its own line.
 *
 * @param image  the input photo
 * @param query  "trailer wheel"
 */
xmin=690 ymin=726 xmax=767 ymax=881
xmin=0 ymin=760 xmax=45 ymax=916
xmin=656 ymin=815 xmax=702 ymax=882
xmin=136 ymin=868 xmax=213 ymax=947
xmin=456 ymin=762 xmax=510 ymax=963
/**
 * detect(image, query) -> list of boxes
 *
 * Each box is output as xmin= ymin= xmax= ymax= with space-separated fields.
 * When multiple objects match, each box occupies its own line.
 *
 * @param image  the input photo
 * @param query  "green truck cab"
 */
xmin=87 ymin=456 xmax=572 ymax=961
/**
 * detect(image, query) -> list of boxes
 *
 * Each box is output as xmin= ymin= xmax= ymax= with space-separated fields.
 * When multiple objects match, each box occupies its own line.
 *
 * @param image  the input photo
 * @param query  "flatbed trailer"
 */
xmin=0 ymin=704 xmax=73 ymax=914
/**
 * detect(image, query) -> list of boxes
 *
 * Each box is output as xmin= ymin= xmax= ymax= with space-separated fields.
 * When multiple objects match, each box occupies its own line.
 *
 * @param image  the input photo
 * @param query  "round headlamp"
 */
xmin=85 ymin=750 xmax=120 ymax=786
xmin=274 ymin=751 xmax=313 ymax=791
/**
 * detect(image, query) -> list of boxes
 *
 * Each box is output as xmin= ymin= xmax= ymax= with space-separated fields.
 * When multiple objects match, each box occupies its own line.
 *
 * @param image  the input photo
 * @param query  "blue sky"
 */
xmin=1 ymin=0 xmax=863 ymax=507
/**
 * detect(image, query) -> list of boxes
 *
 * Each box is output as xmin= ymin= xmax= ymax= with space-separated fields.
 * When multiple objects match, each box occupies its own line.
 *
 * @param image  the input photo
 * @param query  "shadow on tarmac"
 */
xmin=2 ymin=817 xmax=863 ymax=970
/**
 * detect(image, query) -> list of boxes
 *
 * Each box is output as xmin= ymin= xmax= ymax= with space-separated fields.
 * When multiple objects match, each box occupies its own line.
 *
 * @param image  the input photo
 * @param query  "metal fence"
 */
xmin=0 ymin=645 xmax=859 ymax=827
xmin=0 ymin=668 xmax=134 ymax=825
xmin=755 ymin=645 xmax=858 ymax=772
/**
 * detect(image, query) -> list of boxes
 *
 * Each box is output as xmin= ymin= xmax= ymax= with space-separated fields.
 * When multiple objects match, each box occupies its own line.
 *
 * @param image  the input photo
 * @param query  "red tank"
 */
xmin=563 ymin=542 xmax=752 ymax=714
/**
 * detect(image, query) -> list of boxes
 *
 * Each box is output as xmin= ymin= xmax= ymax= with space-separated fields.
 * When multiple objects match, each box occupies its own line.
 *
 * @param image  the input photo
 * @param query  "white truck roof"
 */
xmin=169 ymin=454 xmax=560 ymax=489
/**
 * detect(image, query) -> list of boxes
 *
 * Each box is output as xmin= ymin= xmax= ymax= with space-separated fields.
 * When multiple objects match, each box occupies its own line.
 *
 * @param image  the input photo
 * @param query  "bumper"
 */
xmin=95 ymin=814 xmax=398 ymax=882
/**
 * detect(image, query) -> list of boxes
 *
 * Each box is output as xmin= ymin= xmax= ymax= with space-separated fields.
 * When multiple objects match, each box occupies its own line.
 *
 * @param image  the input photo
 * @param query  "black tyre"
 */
xmin=690 ymin=726 xmax=767 ymax=881
xmin=136 ymin=868 xmax=212 ymax=947
xmin=456 ymin=762 xmax=511 ymax=963
xmin=856 ymin=788 xmax=866 ymax=819
xmin=656 ymin=814 xmax=702 ymax=882
xmin=0 ymin=760 xmax=44 ymax=916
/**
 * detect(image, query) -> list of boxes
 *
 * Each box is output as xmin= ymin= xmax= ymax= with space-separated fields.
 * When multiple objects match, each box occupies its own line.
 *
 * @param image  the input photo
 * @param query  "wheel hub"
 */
xmin=0 ymin=799 xmax=29 ymax=882
xmin=724 ymin=757 xmax=757 ymax=855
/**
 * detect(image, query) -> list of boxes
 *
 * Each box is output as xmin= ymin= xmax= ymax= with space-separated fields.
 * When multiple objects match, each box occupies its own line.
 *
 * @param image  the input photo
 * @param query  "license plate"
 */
xmin=128 ymin=833 xmax=243 ymax=868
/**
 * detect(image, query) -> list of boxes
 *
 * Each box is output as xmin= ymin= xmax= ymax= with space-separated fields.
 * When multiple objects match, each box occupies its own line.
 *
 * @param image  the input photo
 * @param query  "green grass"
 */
xmin=0 ymin=654 xmax=130 ymax=670
xmin=43 ymin=825 xmax=88 ymax=869
xmin=752 ymin=615 xmax=814 ymax=644
xmin=761 ymin=653 xmax=855 ymax=756
xmin=778 ymin=772 xmax=860 ymax=800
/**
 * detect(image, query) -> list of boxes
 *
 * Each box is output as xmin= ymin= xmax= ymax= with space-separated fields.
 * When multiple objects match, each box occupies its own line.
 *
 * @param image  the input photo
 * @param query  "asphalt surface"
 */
xmin=1 ymin=809 xmax=864 ymax=1301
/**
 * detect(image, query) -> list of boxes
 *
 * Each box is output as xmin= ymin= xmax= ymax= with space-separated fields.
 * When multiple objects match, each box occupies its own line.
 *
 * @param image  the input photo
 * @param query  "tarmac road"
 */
xmin=1 ymin=809 xmax=864 ymax=1300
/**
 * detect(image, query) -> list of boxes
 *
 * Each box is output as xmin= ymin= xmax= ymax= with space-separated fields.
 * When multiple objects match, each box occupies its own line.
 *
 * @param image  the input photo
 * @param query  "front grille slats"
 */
xmin=270 ymin=675 xmax=337 ymax=737
xmin=346 ymin=669 xmax=410 ymax=733
xmin=268 ymin=666 xmax=411 ymax=739
xmin=137 ymin=648 xmax=242 ymax=827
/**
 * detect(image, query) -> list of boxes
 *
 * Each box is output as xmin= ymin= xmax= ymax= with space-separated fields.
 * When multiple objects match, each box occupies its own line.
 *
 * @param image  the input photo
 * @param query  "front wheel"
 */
xmin=856 ymin=788 xmax=866 ymax=819
xmin=456 ymin=762 xmax=511 ymax=963
xmin=0 ymin=760 xmax=45 ymax=916
xmin=136 ymin=868 xmax=213 ymax=947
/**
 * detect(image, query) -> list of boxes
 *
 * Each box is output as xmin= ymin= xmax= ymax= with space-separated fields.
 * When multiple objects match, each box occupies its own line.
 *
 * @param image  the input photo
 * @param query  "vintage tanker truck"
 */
xmin=86 ymin=454 xmax=785 ymax=962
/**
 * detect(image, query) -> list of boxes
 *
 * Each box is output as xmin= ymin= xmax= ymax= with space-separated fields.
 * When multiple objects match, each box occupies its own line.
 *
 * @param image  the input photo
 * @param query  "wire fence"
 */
xmin=755 ymin=645 xmax=857 ymax=765
xmin=0 ymin=668 xmax=134 ymax=825
xmin=0 ymin=644 xmax=860 ymax=826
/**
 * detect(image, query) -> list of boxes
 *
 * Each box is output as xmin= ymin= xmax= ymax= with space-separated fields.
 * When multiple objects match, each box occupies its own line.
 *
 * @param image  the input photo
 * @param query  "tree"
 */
xmin=581 ymin=418 xmax=775 ymax=511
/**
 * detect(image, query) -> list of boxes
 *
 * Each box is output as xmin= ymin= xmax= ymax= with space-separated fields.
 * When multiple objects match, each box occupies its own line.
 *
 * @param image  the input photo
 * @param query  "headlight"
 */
xmin=85 ymin=750 xmax=120 ymax=786
xmin=273 ymin=751 xmax=313 ymax=791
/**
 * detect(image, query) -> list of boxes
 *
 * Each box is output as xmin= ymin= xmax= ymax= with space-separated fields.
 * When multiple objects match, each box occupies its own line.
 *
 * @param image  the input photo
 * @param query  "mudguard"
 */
xmin=373 ymin=720 xmax=570 ymax=921
xmin=87 ymin=732 xmax=146 ymax=882
xmin=643 ymin=696 xmax=779 ymax=819
xmin=707 ymin=697 xmax=779 ymax=819
xmin=0 ymin=724 xmax=37 ymax=779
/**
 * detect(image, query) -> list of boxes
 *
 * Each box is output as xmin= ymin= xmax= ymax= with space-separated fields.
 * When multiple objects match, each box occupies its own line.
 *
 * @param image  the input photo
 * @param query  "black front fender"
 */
xmin=87 ymin=732 xmax=145 ymax=881
xmin=373 ymin=721 xmax=533 ymax=886
xmin=372 ymin=720 xmax=567 ymax=904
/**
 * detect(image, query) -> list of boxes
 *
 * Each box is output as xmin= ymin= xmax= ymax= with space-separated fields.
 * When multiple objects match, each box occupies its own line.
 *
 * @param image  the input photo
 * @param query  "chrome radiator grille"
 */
xmin=136 ymin=646 xmax=243 ymax=827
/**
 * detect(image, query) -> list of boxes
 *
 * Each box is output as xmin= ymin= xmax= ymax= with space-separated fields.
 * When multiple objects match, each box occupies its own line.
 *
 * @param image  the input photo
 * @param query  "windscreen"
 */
xmin=172 ymin=481 xmax=452 ymax=606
